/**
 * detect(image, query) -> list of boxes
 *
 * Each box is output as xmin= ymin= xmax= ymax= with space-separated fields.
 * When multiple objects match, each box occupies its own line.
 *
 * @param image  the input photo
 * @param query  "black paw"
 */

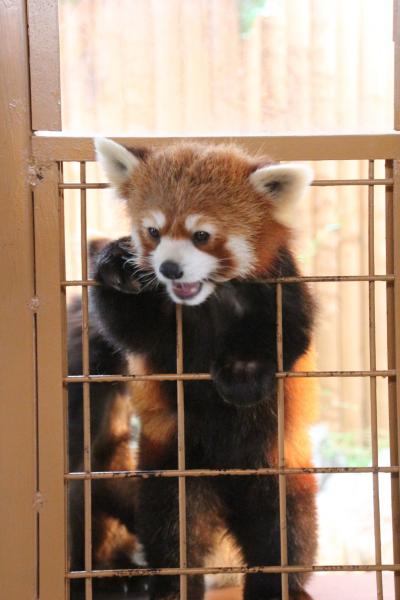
xmin=94 ymin=236 xmax=148 ymax=294
xmin=211 ymin=357 xmax=276 ymax=407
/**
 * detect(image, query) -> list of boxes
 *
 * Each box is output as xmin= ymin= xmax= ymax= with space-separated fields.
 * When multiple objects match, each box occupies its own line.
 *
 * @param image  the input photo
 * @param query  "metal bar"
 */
xmin=386 ymin=159 xmax=400 ymax=600
xmin=27 ymin=0 xmax=61 ymax=130
xmin=276 ymin=283 xmax=288 ymax=599
xmin=176 ymin=304 xmax=187 ymax=599
xmin=58 ymin=178 xmax=394 ymax=189
xmin=368 ymin=160 xmax=383 ymax=599
xmin=63 ymin=369 xmax=396 ymax=384
xmin=32 ymin=133 xmax=400 ymax=162
xmin=64 ymin=466 xmax=400 ymax=480
xmin=80 ymin=162 xmax=93 ymax=600
xmin=61 ymin=275 xmax=395 ymax=287
xmin=66 ymin=564 xmax=400 ymax=579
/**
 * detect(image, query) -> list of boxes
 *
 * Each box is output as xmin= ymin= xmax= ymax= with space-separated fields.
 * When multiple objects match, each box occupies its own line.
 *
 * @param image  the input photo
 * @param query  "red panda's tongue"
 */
xmin=172 ymin=281 xmax=202 ymax=299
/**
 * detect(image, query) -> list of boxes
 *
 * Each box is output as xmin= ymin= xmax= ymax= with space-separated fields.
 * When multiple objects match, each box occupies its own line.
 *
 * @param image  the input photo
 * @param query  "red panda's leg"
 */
xmin=137 ymin=476 xmax=217 ymax=600
xmin=218 ymin=476 xmax=317 ymax=600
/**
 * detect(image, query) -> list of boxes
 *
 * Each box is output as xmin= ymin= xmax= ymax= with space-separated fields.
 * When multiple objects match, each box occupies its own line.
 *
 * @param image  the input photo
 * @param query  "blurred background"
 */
xmin=59 ymin=0 xmax=395 ymax=572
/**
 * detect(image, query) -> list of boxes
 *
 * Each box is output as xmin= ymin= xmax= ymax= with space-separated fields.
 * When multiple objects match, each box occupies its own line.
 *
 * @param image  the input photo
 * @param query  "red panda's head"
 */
xmin=95 ymin=138 xmax=312 ymax=305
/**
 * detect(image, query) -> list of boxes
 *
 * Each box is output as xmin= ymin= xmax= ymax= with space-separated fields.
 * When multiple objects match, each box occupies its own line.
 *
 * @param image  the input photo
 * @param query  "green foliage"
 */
xmin=319 ymin=430 xmax=389 ymax=468
xmin=238 ymin=0 xmax=269 ymax=35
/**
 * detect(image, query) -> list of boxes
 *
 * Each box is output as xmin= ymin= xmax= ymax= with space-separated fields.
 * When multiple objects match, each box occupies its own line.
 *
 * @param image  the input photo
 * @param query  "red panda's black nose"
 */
xmin=160 ymin=261 xmax=184 ymax=280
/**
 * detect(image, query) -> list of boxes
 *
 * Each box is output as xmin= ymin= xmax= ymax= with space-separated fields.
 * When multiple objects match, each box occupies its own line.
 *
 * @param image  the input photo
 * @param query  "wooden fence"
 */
xmin=59 ymin=0 xmax=394 ymax=455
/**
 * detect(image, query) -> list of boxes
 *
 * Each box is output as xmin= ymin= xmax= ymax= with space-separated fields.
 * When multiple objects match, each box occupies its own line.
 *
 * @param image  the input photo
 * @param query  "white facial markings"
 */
xmin=184 ymin=214 xmax=216 ymax=236
xmin=142 ymin=210 xmax=166 ymax=230
xmin=131 ymin=226 xmax=143 ymax=258
xmin=152 ymin=236 xmax=218 ymax=283
xmin=151 ymin=236 xmax=218 ymax=283
xmin=185 ymin=214 xmax=201 ymax=231
xmin=226 ymin=235 xmax=255 ymax=277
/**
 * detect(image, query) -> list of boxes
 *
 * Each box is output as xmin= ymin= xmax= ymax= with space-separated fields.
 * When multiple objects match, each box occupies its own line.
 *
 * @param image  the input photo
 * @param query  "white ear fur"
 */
xmin=249 ymin=163 xmax=313 ymax=227
xmin=94 ymin=137 xmax=139 ymax=187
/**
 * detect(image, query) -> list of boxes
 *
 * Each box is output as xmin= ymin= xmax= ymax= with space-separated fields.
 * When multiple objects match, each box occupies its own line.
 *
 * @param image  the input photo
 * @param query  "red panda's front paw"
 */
xmin=211 ymin=357 xmax=276 ymax=407
xmin=94 ymin=236 xmax=147 ymax=294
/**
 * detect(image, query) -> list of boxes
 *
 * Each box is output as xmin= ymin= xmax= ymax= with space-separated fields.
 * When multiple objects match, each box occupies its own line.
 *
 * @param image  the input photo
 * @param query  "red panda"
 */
xmin=69 ymin=139 xmax=318 ymax=600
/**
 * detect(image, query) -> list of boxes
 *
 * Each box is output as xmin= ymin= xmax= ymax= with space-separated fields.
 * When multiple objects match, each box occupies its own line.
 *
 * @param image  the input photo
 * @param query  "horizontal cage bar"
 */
xmin=59 ymin=178 xmax=394 ymax=189
xmin=61 ymin=275 xmax=395 ymax=287
xmin=65 ymin=466 xmax=400 ymax=480
xmin=66 ymin=564 xmax=400 ymax=579
xmin=63 ymin=369 xmax=396 ymax=384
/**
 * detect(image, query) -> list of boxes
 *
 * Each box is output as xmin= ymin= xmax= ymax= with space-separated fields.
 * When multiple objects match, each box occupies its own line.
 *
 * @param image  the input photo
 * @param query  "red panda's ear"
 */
xmin=249 ymin=163 xmax=313 ymax=227
xmin=94 ymin=137 xmax=140 ymax=188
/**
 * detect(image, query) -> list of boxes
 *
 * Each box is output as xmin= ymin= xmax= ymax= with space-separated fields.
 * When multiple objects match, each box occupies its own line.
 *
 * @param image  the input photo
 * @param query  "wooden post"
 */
xmin=0 ymin=1 xmax=36 ymax=599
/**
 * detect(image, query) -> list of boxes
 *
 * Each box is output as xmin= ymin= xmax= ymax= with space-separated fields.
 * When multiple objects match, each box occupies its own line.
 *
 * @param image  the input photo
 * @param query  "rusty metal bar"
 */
xmin=61 ymin=274 xmax=395 ymax=287
xmin=176 ymin=304 xmax=187 ymax=599
xmin=368 ymin=160 xmax=383 ymax=599
xmin=80 ymin=162 xmax=93 ymax=600
xmin=58 ymin=178 xmax=394 ymax=189
xmin=66 ymin=563 xmax=400 ymax=579
xmin=63 ymin=369 xmax=396 ymax=384
xmin=65 ymin=465 xmax=400 ymax=479
xmin=276 ymin=283 xmax=289 ymax=599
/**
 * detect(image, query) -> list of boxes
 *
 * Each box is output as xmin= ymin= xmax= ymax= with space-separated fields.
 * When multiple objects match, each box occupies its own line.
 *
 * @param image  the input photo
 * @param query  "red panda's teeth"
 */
xmin=172 ymin=282 xmax=202 ymax=299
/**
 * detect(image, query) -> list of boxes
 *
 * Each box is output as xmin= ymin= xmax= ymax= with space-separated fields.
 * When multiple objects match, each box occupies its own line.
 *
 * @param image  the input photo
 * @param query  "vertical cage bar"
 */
xmin=276 ymin=283 xmax=289 ymax=600
xmin=386 ymin=159 xmax=400 ymax=600
xmin=176 ymin=304 xmax=187 ymax=600
xmin=80 ymin=162 xmax=93 ymax=600
xmin=368 ymin=160 xmax=384 ymax=599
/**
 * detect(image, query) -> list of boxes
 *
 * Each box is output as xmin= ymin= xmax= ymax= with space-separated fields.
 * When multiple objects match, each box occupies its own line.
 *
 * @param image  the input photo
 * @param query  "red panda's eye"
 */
xmin=148 ymin=227 xmax=160 ymax=240
xmin=193 ymin=230 xmax=210 ymax=244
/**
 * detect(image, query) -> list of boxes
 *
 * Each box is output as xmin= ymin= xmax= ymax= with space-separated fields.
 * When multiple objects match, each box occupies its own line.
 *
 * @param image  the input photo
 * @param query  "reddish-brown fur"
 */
xmin=119 ymin=143 xmax=286 ymax=276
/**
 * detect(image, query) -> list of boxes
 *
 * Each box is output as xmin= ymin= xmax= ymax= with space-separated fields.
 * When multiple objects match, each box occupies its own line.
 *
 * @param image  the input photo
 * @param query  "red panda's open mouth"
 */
xmin=172 ymin=281 xmax=203 ymax=300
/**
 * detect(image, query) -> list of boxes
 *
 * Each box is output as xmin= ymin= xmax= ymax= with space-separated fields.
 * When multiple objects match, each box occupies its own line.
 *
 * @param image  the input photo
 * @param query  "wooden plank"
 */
xmin=32 ymin=133 xmax=400 ymax=162
xmin=27 ymin=0 xmax=61 ymax=131
xmin=209 ymin=0 xmax=241 ymax=131
xmin=260 ymin=0 xmax=288 ymax=131
xmin=335 ymin=0 xmax=366 ymax=441
xmin=34 ymin=163 xmax=67 ymax=599
xmin=0 ymin=1 xmax=36 ymax=599
xmin=152 ymin=0 xmax=183 ymax=132
xmin=181 ymin=0 xmax=211 ymax=131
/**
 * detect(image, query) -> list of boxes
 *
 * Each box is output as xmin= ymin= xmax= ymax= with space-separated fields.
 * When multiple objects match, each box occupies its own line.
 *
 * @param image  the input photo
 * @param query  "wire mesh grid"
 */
xmin=57 ymin=157 xmax=400 ymax=600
